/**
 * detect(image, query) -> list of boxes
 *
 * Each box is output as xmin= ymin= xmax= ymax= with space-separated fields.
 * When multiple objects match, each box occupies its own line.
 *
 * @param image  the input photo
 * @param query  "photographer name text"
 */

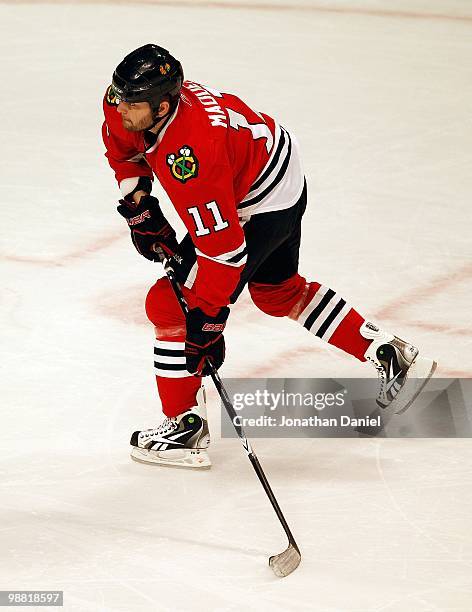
xmin=233 ymin=415 xmax=380 ymax=428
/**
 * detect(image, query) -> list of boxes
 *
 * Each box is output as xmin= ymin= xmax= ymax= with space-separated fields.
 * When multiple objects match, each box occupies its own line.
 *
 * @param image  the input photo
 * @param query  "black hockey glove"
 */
xmin=117 ymin=195 xmax=178 ymax=261
xmin=185 ymin=307 xmax=230 ymax=376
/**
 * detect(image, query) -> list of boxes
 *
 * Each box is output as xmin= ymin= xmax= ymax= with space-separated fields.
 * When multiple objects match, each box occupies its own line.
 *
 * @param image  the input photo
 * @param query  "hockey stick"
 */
xmin=154 ymin=247 xmax=301 ymax=578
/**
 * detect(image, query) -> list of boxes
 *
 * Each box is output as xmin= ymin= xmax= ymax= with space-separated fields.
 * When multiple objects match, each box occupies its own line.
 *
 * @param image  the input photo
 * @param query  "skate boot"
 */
xmin=130 ymin=388 xmax=211 ymax=469
xmin=361 ymin=321 xmax=437 ymax=413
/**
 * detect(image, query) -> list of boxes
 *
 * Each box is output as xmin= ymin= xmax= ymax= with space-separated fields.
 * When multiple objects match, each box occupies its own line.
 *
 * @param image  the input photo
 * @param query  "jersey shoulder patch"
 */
xmin=105 ymin=85 xmax=119 ymax=106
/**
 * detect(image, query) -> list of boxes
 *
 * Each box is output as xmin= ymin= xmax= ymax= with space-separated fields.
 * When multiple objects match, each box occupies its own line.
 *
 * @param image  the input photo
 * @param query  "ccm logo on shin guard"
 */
xmin=202 ymin=323 xmax=225 ymax=332
xmin=127 ymin=210 xmax=151 ymax=226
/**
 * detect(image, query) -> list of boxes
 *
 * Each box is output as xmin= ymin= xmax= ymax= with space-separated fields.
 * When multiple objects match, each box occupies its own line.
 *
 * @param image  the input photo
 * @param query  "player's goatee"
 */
xmin=121 ymin=116 xmax=152 ymax=131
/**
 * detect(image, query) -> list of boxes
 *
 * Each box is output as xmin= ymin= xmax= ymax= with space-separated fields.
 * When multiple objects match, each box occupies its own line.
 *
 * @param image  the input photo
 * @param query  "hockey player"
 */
xmin=102 ymin=44 xmax=436 ymax=469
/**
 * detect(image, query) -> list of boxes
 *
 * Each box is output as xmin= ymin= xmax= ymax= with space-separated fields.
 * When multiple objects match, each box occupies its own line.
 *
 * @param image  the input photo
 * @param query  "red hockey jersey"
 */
xmin=102 ymin=81 xmax=304 ymax=313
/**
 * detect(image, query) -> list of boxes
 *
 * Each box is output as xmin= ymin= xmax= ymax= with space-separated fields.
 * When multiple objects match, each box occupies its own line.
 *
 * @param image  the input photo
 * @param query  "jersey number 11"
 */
xmin=188 ymin=201 xmax=229 ymax=236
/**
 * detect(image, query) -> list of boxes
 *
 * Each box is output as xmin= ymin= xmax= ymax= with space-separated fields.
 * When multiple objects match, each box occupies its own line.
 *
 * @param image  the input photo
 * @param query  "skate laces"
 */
xmin=365 ymin=354 xmax=387 ymax=399
xmin=157 ymin=417 xmax=178 ymax=435
xmin=140 ymin=417 xmax=178 ymax=440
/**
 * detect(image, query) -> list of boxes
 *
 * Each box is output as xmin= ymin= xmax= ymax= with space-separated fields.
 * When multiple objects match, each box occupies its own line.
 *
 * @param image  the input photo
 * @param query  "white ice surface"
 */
xmin=1 ymin=1 xmax=472 ymax=611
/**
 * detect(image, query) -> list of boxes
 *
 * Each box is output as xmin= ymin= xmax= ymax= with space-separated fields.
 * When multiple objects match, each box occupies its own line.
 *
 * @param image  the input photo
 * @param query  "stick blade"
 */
xmin=269 ymin=544 xmax=301 ymax=577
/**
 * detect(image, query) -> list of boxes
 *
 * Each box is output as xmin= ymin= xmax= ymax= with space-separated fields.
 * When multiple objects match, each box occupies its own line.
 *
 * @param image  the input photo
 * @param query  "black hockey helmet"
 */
xmin=111 ymin=44 xmax=183 ymax=115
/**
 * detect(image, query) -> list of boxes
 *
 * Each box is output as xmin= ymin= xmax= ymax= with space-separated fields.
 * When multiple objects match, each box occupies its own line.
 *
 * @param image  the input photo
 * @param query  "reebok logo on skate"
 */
xmin=386 ymin=371 xmax=402 ymax=394
xmin=387 ymin=357 xmax=401 ymax=381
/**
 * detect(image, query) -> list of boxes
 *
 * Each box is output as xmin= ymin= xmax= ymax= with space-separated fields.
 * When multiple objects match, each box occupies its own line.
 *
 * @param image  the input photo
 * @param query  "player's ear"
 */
xmin=158 ymin=99 xmax=171 ymax=117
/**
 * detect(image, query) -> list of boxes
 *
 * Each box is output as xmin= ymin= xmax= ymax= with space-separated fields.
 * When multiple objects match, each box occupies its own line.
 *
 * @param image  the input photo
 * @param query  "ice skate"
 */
xmin=130 ymin=389 xmax=211 ymax=469
xmin=361 ymin=322 xmax=437 ymax=414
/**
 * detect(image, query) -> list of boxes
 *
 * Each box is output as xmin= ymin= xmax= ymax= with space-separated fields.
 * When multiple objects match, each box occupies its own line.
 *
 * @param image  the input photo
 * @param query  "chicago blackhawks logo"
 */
xmin=105 ymin=85 xmax=119 ymax=106
xmin=166 ymin=146 xmax=199 ymax=183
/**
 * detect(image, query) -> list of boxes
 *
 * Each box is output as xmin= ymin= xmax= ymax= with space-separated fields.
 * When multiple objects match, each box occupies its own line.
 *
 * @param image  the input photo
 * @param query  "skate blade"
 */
xmin=130 ymin=446 xmax=212 ymax=469
xmin=394 ymin=356 xmax=437 ymax=415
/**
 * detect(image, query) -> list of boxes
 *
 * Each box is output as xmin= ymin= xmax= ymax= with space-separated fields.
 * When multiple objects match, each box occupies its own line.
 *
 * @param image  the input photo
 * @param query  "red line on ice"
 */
xmin=8 ymin=0 xmax=472 ymax=24
xmin=1 ymin=232 xmax=124 ymax=267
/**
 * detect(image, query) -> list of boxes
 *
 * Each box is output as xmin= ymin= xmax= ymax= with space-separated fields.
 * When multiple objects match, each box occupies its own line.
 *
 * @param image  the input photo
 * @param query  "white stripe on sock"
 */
xmin=307 ymin=295 xmax=343 ymax=336
xmin=321 ymin=303 xmax=352 ymax=342
xmin=154 ymin=340 xmax=185 ymax=351
xmin=154 ymin=354 xmax=186 ymax=365
xmin=297 ymin=285 xmax=329 ymax=326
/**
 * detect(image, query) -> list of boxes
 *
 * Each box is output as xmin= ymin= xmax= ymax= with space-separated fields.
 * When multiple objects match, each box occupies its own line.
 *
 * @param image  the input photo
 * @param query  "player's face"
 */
xmin=117 ymin=100 xmax=154 ymax=131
